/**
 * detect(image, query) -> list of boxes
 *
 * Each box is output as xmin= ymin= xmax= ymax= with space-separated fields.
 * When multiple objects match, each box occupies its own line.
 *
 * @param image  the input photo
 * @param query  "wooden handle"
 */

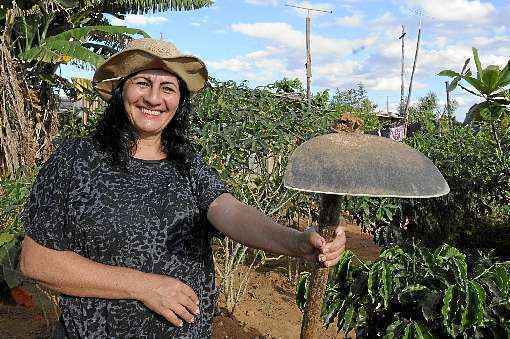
xmin=300 ymin=194 xmax=341 ymax=339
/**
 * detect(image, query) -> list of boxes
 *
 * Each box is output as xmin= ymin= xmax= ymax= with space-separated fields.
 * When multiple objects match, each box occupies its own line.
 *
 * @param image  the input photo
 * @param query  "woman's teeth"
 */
xmin=141 ymin=107 xmax=162 ymax=116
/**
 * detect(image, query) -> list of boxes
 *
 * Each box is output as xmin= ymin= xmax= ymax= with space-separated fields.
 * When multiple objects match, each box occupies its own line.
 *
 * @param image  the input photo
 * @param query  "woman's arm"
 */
xmin=207 ymin=193 xmax=346 ymax=267
xmin=20 ymin=236 xmax=148 ymax=299
xmin=20 ymin=236 xmax=200 ymax=327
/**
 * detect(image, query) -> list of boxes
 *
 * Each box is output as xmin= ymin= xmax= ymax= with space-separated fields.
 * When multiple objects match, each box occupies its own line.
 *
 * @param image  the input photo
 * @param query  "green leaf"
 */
xmin=53 ymin=0 xmax=77 ymax=8
xmin=51 ymin=25 xmax=149 ymax=43
xmin=20 ymin=40 xmax=105 ymax=67
xmin=340 ymin=305 xmax=356 ymax=333
xmin=323 ymin=298 xmax=341 ymax=327
xmin=463 ymin=75 xmax=487 ymax=94
xmin=414 ymin=323 xmax=434 ymax=339
xmin=381 ymin=262 xmax=392 ymax=309
xmin=465 ymin=102 xmax=489 ymax=124
xmin=19 ymin=25 xmax=149 ymax=67
xmin=447 ymin=76 xmax=461 ymax=92
xmin=402 ymin=323 xmax=415 ymax=339
xmin=2 ymin=265 xmax=22 ymax=289
xmin=103 ymin=0 xmax=214 ymax=13
xmin=472 ymin=47 xmax=483 ymax=80
xmin=334 ymin=250 xmax=354 ymax=281
xmin=367 ymin=261 xmax=381 ymax=301
xmin=438 ymin=70 xmax=461 ymax=78
xmin=398 ymin=284 xmax=428 ymax=304
xmin=482 ymin=65 xmax=501 ymax=93
xmin=0 ymin=233 xmax=14 ymax=247
xmin=384 ymin=320 xmax=403 ymax=339
xmin=296 ymin=272 xmax=309 ymax=311
xmin=442 ymin=285 xmax=462 ymax=337
xmin=498 ymin=60 xmax=510 ymax=87
xmin=461 ymin=280 xmax=486 ymax=330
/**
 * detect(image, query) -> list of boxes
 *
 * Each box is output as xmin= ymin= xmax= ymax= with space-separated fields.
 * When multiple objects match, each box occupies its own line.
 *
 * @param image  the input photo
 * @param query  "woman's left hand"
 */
xmin=298 ymin=225 xmax=346 ymax=267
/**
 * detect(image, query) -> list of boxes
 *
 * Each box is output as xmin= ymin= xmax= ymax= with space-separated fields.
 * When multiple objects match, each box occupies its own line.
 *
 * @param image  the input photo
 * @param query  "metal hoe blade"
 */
xmin=284 ymin=132 xmax=449 ymax=198
xmin=285 ymin=132 xmax=449 ymax=339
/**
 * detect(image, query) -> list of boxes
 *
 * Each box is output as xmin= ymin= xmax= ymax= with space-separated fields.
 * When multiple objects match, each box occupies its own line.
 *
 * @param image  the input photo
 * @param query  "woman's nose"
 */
xmin=143 ymin=86 xmax=163 ymax=107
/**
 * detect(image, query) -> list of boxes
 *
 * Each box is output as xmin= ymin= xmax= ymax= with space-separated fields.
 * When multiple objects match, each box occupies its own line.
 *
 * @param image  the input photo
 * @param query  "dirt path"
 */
xmin=0 ymin=222 xmax=379 ymax=338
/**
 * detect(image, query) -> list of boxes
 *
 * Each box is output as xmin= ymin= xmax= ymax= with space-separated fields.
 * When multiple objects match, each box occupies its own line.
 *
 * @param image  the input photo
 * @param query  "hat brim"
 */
xmin=93 ymin=49 xmax=208 ymax=101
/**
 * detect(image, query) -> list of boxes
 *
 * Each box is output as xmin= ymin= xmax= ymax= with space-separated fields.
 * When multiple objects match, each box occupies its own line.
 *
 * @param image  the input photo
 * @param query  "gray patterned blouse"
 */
xmin=22 ymin=138 xmax=229 ymax=338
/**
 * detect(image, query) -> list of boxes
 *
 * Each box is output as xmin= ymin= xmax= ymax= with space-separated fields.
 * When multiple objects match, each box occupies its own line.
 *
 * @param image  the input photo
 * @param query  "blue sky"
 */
xmin=61 ymin=0 xmax=510 ymax=121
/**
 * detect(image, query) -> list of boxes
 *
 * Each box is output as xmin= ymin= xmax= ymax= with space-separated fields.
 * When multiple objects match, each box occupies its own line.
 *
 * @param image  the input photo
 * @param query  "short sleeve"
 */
xmin=22 ymin=139 xmax=78 ymax=251
xmin=189 ymin=153 xmax=229 ymax=237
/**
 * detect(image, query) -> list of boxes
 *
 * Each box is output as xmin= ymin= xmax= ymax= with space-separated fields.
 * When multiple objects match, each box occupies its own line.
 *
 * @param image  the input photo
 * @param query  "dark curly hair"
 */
xmin=91 ymin=74 xmax=193 ymax=173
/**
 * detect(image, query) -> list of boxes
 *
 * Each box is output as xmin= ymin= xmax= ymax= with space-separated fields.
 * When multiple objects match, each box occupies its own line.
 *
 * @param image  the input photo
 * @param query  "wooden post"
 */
xmin=306 ymin=12 xmax=312 ymax=112
xmin=445 ymin=81 xmax=451 ymax=117
xmin=399 ymin=25 xmax=406 ymax=116
xmin=285 ymin=4 xmax=332 ymax=113
xmin=403 ymin=21 xmax=422 ymax=137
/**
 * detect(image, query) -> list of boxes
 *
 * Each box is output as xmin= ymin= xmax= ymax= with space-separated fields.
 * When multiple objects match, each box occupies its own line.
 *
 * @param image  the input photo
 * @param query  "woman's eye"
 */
xmin=136 ymin=81 xmax=150 ymax=88
xmin=162 ymin=87 xmax=174 ymax=93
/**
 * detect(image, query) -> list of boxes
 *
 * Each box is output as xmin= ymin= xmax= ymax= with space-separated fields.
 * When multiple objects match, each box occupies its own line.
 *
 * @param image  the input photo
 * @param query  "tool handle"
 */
xmin=300 ymin=194 xmax=341 ymax=339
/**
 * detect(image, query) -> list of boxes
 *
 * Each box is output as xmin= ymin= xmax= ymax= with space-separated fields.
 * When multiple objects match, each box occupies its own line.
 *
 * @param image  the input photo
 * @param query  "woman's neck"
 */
xmin=133 ymin=136 xmax=167 ymax=160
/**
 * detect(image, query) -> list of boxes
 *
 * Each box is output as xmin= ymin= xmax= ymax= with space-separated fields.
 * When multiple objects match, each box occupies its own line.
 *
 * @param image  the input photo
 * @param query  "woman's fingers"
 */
xmin=179 ymin=283 xmax=199 ymax=305
xmin=177 ymin=293 xmax=200 ymax=316
xmin=160 ymin=308 xmax=184 ymax=327
xmin=171 ymin=303 xmax=196 ymax=324
xmin=321 ymin=248 xmax=344 ymax=265
xmin=321 ymin=228 xmax=346 ymax=253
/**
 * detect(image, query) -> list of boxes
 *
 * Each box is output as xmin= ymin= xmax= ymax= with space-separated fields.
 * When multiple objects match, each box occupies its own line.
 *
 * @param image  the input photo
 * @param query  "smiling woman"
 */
xmin=122 ymin=71 xmax=182 ymax=155
xmin=18 ymin=38 xmax=347 ymax=338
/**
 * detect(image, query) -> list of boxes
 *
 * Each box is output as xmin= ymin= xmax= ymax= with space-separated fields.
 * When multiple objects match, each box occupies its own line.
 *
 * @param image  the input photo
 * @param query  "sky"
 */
xmin=61 ymin=0 xmax=510 ymax=121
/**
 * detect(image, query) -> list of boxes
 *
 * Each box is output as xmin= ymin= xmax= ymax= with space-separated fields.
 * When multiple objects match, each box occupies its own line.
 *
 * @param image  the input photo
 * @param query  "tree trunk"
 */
xmin=0 ymin=14 xmax=59 ymax=178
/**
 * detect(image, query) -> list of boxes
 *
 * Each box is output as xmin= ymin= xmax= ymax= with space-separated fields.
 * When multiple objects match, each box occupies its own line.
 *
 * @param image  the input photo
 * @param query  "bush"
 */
xmin=297 ymin=245 xmax=510 ymax=338
xmin=0 ymin=175 xmax=35 ymax=291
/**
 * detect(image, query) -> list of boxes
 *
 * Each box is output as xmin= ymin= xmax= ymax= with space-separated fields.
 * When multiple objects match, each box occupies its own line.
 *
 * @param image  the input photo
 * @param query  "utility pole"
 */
xmin=285 ymin=4 xmax=332 ymax=112
xmin=404 ymin=19 xmax=422 ymax=137
xmin=398 ymin=25 xmax=406 ymax=116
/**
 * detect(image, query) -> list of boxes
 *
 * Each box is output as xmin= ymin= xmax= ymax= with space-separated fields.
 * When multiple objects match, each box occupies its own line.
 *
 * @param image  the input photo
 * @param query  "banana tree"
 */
xmin=439 ymin=48 xmax=510 ymax=156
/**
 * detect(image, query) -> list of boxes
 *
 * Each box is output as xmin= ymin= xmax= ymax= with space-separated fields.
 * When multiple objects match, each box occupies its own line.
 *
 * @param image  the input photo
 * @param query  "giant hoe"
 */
xmin=283 ymin=132 xmax=450 ymax=339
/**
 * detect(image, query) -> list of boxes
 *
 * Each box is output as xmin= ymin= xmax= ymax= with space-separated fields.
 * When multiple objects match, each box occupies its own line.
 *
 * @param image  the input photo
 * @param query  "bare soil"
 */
xmin=0 ymin=222 xmax=379 ymax=338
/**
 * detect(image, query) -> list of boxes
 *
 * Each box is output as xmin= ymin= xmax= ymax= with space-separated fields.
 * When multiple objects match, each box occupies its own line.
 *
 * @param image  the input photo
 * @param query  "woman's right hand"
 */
xmin=136 ymin=273 xmax=200 ymax=327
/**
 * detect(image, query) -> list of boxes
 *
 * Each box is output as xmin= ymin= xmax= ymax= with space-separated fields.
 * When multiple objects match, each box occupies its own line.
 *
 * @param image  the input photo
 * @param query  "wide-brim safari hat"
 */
xmin=93 ymin=38 xmax=208 ymax=101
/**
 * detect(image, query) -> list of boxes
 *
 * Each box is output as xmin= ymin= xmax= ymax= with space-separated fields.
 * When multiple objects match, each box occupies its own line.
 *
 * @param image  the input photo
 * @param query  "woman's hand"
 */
xmin=136 ymin=273 xmax=200 ymax=327
xmin=298 ymin=225 xmax=346 ymax=267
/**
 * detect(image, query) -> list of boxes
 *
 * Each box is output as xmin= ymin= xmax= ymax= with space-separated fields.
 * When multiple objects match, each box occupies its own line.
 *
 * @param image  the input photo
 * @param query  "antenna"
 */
xmin=285 ymin=4 xmax=332 ymax=112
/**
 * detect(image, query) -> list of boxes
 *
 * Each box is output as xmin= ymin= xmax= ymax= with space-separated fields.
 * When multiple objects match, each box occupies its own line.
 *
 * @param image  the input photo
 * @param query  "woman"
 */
xmin=20 ymin=38 xmax=346 ymax=338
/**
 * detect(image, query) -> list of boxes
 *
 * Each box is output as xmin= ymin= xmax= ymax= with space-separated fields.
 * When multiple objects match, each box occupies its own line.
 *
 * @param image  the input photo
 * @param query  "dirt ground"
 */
xmin=0 ymin=222 xmax=379 ymax=339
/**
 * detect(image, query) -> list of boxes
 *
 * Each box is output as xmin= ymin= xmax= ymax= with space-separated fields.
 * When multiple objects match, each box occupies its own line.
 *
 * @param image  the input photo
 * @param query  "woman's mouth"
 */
xmin=140 ymin=107 xmax=162 ymax=116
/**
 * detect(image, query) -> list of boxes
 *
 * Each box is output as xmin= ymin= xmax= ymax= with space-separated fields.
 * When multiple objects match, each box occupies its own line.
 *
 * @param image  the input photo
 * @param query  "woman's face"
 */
xmin=122 ymin=69 xmax=181 ymax=139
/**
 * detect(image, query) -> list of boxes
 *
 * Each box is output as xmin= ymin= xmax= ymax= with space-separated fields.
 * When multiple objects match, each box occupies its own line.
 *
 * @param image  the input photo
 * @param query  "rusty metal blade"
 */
xmin=284 ymin=133 xmax=449 ymax=198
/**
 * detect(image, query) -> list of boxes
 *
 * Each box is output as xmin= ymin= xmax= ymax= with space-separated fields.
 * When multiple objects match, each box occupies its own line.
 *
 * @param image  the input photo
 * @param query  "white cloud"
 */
xmin=209 ymin=57 xmax=253 ymax=73
xmin=336 ymin=13 xmax=364 ymax=27
xmin=111 ymin=14 xmax=168 ymax=26
xmin=209 ymin=53 xmax=295 ymax=84
xmin=434 ymin=36 xmax=448 ymax=49
xmin=372 ymin=12 xmax=396 ymax=26
xmin=245 ymin=47 xmax=281 ymax=59
xmin=413 ymin=0 xmax=495 ymax=22
xmin=231 ymin=22 xmax=377 ymax=57
xmin=245 ymin=0 xmax=279 ymax=6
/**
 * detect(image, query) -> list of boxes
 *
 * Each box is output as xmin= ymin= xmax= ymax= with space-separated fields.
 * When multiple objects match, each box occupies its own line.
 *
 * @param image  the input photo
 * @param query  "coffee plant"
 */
xmin=297 ymin=245 xmax=510 ymax=338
